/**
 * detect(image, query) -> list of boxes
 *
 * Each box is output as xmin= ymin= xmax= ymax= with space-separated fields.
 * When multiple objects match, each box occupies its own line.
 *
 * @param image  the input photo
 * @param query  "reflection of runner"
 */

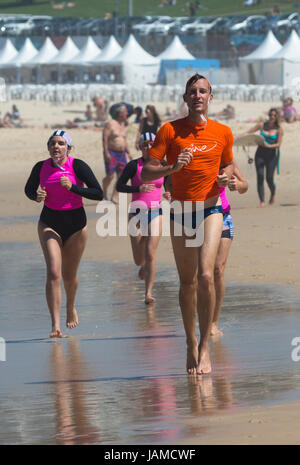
xmin=25 ymin=130 xmax=103 ymax=338
xmin=116 ymin=132 xmax=170 ymax=304
xmin=212 ymin=159 xmax=248 ymax=336
xmin=142 ymin=74 xmax=234 ymax=375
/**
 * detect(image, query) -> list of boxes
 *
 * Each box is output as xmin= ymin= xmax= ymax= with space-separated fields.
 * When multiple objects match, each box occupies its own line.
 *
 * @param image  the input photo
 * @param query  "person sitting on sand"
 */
xmin=280 ymin=98 xmax=299 ymax=123
xmin=211 ymin=104 xmax=235 ymax=121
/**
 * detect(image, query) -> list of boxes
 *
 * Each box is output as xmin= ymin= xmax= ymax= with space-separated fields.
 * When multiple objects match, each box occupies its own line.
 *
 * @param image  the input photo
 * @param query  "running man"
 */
xmin=141 ymin=74 xmax=234 ymax=375
xmin=102 ymin=103 xmax=132 ymax=203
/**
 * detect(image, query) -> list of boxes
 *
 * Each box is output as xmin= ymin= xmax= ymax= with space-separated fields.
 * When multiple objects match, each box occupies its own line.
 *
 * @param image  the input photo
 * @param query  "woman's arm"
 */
xmin=228 ymin=159 xmax=248 ymax=194
xmin=70 ymin=159 xmax=104 ymax=200
xmin=24 ymin=161 xmax=44 ymax=201
xmin=238 ymin=122 xmax=263 ymax=137
xmin=116 ymin=160 xmax=140 ymax=193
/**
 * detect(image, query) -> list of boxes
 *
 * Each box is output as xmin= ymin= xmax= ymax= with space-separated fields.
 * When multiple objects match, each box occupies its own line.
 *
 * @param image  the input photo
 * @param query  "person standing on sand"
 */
xmin=25 ymin=130 xmax=103 ymax=338
xmin=102 ymin=104 xmax=132 ymax=204
xmin=238 ymin=108 xmax=283 ymax=207
xmin=141 ymin=74 xmax=234 ymax=375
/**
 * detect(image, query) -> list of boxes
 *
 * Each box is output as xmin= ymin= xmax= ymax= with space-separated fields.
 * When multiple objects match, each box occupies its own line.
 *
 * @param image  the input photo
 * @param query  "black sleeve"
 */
xmin=24 ymin=161 xmax=43 ymax=201
xmin=72 ymin=159 xmax=104 ymax=201
xmin=116 ymin=160 xmax=140 ymax=193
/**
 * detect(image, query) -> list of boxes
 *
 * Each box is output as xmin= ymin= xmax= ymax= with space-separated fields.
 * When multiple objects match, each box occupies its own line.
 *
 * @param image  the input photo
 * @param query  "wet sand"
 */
xmin=1 ymin=98 xmax=300 ymax=444
xmin=1 ymin=243 xmax=300 ymax=445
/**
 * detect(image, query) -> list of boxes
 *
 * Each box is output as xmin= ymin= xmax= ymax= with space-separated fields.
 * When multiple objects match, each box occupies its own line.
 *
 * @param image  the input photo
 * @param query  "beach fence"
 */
xmin=4 ymin=83 xmax=300 ymax=103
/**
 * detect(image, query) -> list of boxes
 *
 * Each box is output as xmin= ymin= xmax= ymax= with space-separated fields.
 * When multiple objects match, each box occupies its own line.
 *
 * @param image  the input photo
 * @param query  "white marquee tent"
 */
xmin=0 ymin=38 xmax=38 ymax=83
xmin=158 ymin=35 xmax=195 ymax=60
xmin=262 ymin=30 xmax=300 ymax=85
xmin=239 ymin=30 xmax=282 ymax=84
xmin=69 ymin=36 xmax=101 ymax=65
xmin=90 ymin=35 xmax=122 ymax=63
xmin=24 ymin=37 xmax=58 ymax=84
xmin=103 ymin=34 xmax=160 ymax=86
xmin=0 ymin=38 xmax=18 ymax=64
xmin=43 ymin=36 xmax=80 ymax=83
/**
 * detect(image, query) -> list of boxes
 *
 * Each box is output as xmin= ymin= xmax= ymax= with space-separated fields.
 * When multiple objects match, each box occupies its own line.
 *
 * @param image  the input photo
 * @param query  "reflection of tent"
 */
xmin=69 ymin=36 xmax=101 ymax=65
xmin=239 ymin=30 xmax=282 ymax=84
xmin=157 ymin=35 xmax=219 ymax=85
xmin=103 ymin=34 xmax=160 ymax=86
xmin=0 ymin=39 xmax=18 ymax=64
xmin=262 ymin=30 xmax=300 ymax=85
xmin=89 ymin=35 xmax=122 ymax=63
xmin=158 ymin=36 xmax=195 ymax=60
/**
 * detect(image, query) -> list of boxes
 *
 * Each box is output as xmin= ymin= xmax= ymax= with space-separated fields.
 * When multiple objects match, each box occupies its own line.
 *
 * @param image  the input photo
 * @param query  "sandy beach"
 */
xmin=1 ymin=97 xmax=300 ymax=444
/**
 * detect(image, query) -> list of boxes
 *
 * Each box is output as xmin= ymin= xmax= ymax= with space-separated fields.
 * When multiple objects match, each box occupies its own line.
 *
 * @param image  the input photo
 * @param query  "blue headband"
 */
xmin=49 ymin=130 xmax=72 ymax=147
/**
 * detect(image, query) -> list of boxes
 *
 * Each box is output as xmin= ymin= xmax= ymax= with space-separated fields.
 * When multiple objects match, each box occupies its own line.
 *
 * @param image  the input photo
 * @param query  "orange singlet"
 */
xmin=149 ymin=116 xmax=234 ymax=201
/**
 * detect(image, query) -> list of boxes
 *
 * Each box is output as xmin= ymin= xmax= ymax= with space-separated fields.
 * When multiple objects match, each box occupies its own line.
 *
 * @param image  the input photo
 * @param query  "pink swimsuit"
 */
xmin=131 ymin=158 xmax=164 ymax=210
xmin=40 ymin=156 xmax=84 ymax=210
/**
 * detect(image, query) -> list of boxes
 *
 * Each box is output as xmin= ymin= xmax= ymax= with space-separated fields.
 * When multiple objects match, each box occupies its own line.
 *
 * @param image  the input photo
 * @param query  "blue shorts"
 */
xmin=221 ymin=211 xmax=234 ymax=240
xmin=130 ymin=208 xmax=162 ymax=225
xmin=170 ymin=205 xmax=223 ymax=229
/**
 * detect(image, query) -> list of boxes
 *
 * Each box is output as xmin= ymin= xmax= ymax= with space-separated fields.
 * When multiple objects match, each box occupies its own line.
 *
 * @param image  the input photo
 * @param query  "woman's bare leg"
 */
xmin=62 ymin=226 xmax=88 ymax=329
xmin=144 ymin=215 xmax=162 ymax=304
xmin=212 ymin=238 xmax=232 ymax=336
xmin=38 ymin=222 xmax=63 ymax=338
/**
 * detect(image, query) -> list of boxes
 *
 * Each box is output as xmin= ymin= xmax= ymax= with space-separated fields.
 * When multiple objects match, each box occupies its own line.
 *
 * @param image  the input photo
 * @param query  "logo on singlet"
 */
xmin=184 ymin=142 xmax=218 ymax=154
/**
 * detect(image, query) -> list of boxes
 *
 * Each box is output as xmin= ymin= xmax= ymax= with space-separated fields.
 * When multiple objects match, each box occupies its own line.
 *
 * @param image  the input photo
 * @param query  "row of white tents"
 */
xmin=0 ymin=34 xmax=198 ymax=86
xmin=239 ymin=30 xmax=300 ymax=86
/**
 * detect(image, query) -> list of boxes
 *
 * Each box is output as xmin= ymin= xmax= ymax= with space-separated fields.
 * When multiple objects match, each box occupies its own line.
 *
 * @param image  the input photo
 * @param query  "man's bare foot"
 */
xmin=197 ymin=346 xmax=212 ymax=375
xmin=269 ymin=195 xmax=275 ymax=205
xmin=145 ymin=295 xmax=155 ymax=305
xmin=50 ymin=328 xmax=63 ymax=338
xmin=138 ymin=266 xmax=145 ymax=280
xmin=186 ymin=342 xmax=198 ymax=375
xmin=211 ymin=323 xmax=223 ymax=336
xmin=259 ymin=202 xmax=265 ymax=208
xmin=66 ymin=307 xmax=79 ymax=329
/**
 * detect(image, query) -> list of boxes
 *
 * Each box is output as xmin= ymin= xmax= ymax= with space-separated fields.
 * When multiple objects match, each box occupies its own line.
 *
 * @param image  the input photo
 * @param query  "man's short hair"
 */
xmin=185 ymin=74 xmax=212 ymax=95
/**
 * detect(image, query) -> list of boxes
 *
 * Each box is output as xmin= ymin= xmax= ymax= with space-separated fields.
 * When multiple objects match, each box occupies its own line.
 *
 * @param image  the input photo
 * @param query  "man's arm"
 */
xmin=141 ymin=151 xmax=193 ymax=182
xmin=102 ymin=123 xmax=111 ymax=163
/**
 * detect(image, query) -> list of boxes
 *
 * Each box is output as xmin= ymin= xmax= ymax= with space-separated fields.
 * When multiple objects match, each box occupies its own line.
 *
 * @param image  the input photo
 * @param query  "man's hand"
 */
xmin=217 ymin=169 xmax=229 ymax=187
xmin=172 ymin=151 xmax=193 ymax=172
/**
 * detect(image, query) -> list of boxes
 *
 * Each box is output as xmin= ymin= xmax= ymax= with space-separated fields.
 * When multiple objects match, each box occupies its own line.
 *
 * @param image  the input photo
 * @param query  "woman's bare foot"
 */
xmin=210 ymin=322 xmax=223 ymax=336
xmin=259 ymin=201 xmax=265 ymax=208
xmin=145 ymin=295 xmax=155 ymax=305
xmin=66 ymin=307 xmax=79 ymax=329
xmin=197 ymin=345 xmax=212 ymax=375
xmin=269 ymin=195 xmax=275 ymax=205
xmin=138 ymin=266 xmax=145 ymax=280
xmin=50 ymin=328 xmax=63 ymax=338
xmin=186 ymin=341 xmax=198 ymax=375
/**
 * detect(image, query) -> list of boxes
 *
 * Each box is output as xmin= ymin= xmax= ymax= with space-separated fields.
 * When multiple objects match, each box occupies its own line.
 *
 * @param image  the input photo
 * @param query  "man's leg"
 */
xmin=212 ymin=237 xmax=232 ymax=336
xmin=197 ymin=211 xmax=223 ymax=374
xmin=171 ymin=221 xmax=198 ymax=374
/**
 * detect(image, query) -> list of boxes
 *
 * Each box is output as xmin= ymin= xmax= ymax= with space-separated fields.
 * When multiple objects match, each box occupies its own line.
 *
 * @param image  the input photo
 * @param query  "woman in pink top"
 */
xmin=117 ymin=132 xmax=170 ymax=304
xmin=212 ymin=159 xmax=248 ymax=336
xmin=25 ymin=130 xmax=103 ymax=338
